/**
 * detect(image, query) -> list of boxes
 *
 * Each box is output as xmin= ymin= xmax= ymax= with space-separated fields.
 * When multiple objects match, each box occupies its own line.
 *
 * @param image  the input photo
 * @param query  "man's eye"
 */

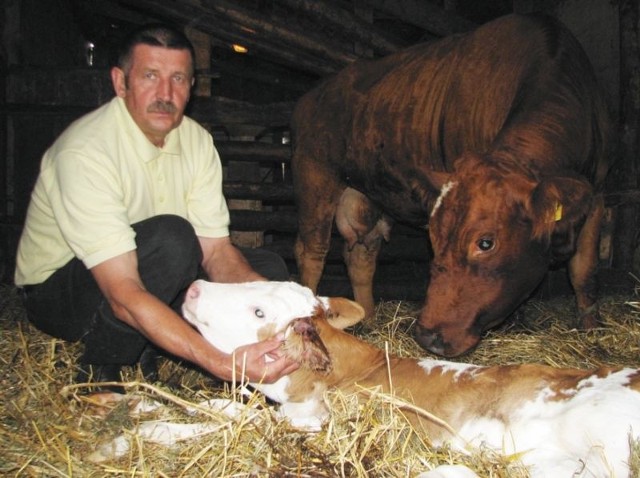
xmin=254 ymin=309 xmax=265 ymax=319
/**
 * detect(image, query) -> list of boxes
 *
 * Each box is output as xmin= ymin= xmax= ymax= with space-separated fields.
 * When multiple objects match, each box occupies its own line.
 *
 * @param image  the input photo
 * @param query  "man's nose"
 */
xmin=156 ymin=77 xmax=172 ymax=101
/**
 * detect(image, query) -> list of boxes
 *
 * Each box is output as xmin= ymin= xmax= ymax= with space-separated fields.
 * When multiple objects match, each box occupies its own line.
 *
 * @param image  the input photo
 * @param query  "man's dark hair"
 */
xmin=116 ymin=23 xmax=196 ymax=75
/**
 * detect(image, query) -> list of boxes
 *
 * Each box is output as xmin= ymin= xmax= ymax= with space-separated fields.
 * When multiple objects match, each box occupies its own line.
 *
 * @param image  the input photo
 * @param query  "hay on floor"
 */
xmin=1 ymin=281 xmax=639 ymax=477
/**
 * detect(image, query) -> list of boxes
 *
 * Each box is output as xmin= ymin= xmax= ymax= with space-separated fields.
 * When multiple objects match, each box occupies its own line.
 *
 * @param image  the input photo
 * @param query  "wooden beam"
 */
xmin=201 ymin=0 xmax=359 ymax=63
xmin=214 ymin=57 xmax=315 ymax=96
xmin=216 ymin=141 xmax=291 ymax=163
xmin=611 ymin=0 xmax=640 ymax=268
xmin=113 ymin=0 xmax=355 ymax=75
xmin=273 ymin=0 xmax=404 ymax=54
xmin=188 ymin=96 xmax=294 ymax=127
xmin=364 ymin=0 xmax=476 ymax=36
xmin=223 ymin=181 xmax=294 ymax=201
xmin=230 ymin=209 xmax=298 ymax=232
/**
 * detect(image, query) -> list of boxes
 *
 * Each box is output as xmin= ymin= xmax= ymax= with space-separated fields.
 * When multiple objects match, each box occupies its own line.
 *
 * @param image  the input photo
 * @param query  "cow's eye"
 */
xmin=477 ymin=238 xmax=494 ymax=252
xmin=254 ymin=308 xmax=265 ymax=319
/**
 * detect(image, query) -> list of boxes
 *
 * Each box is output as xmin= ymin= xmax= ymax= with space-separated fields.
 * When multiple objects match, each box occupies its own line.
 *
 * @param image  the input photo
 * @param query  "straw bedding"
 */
xmin=1 ymin=281 xmax=639 ymax=477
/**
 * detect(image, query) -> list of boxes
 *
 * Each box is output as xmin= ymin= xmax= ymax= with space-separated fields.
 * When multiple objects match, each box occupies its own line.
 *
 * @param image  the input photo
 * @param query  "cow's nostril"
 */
xmin=413 ymin=323 xmax=446 ymax=356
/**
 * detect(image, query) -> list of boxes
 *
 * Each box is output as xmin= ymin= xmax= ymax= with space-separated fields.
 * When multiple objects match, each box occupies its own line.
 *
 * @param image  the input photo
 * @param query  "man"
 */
xmin=14 ymin=23 xmax=298 ymax=391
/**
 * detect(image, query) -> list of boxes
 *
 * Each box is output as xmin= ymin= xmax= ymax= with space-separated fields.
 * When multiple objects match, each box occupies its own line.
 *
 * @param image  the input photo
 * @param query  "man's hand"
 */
xmin=225 ymin=336 xmax=300 ymax=383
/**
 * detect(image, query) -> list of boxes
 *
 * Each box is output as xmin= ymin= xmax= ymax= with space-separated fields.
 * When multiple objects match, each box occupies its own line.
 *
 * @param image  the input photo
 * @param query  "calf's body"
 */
xmin=183 ymin=280 xmax=640 ymax=478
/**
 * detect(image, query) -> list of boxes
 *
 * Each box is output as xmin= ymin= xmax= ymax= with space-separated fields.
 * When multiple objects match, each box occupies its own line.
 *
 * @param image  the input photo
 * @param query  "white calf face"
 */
xmin=181 ymin=280 xmax=322 ymax=353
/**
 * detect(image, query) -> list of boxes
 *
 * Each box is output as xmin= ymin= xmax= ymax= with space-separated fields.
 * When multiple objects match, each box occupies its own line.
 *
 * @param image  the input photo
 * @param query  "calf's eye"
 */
xmin=254 ymin=308 xmax=265 ymax=319
xmin=477 ymin=238 xmax=494 ymax=252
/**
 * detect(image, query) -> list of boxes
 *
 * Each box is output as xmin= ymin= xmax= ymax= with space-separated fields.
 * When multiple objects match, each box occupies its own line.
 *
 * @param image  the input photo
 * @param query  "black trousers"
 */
xmin=21 ymin=215 xmax=289 ymax=366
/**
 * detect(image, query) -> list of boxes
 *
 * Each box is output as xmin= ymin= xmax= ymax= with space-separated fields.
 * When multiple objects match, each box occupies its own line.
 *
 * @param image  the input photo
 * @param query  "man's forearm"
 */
xmin=200 ymin=237 xmax=264 ymax=283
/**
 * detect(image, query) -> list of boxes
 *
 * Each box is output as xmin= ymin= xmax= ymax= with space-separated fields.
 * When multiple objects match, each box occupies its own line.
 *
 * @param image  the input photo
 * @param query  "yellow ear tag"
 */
xmin=554 ymin=203 xmax=563 ymax=222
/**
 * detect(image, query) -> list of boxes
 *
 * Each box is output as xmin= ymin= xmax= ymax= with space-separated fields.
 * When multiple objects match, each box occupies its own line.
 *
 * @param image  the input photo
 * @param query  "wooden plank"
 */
xmin=223 ymin=182 xmax=294 ymax=201
xmin=6 ymin=67 xmax=113 ymax=106
xmin=230 ymin=209 xmax=298 ymax=232
xmin=274 ymin=0 xmax=404 ymax=54
xmin=217 ymin=141 xmax=291 ymax=163
xmin=364 ymin=0 xmax=476 ymax=36
xmin=263 ymin=235 xmax=431 ymax=263
xmin=113 ymin=0 xmax=352 ymax=75
xmin=190 ymin=97 xmax=295 ymax=127
xmin=612 ymin=0 xmax=640 ymax=268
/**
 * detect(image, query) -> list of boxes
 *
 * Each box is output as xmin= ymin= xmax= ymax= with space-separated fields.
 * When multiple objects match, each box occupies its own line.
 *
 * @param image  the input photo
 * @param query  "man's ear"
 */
xmin=111 ymin=67 xmax=127 ymax=98
xmin=320 ymin=297 xmax=365 ymax=329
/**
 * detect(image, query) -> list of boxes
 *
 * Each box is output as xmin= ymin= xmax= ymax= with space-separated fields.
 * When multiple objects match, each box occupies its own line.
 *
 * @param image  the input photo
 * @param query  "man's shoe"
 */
xmin=76 ymin=363 xmax=125 ymax=394
xmin=138 ymin=345 xmax=160 ymax=383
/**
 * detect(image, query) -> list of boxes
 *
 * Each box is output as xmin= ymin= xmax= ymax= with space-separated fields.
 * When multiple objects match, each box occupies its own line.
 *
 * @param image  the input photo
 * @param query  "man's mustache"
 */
xmin=147 ymin=100 xmax=177 ymax=114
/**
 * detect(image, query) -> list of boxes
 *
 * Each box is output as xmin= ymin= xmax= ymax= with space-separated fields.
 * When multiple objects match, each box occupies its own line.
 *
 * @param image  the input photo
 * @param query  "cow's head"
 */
xmin=416 ymin=152 xmax=594 ymax=357
xmin=181 ymin=280 xmax=365 ymax=368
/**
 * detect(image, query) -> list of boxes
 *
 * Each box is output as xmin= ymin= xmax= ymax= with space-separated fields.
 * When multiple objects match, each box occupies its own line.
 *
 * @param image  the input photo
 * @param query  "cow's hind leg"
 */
xmin=293 ymin=167 xmax=344 ymax=294
xmin=569 ymin=193 xmax=605 ymax=328
xmin=335 ymin=188 xmax=392 ymax=318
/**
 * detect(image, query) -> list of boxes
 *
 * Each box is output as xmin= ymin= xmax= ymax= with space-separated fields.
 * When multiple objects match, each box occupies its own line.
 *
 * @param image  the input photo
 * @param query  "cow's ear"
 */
xmin=528 ymin=175 xmax=593 ymax=259
xmin=321 ymin=297 xmax=365 ymax=329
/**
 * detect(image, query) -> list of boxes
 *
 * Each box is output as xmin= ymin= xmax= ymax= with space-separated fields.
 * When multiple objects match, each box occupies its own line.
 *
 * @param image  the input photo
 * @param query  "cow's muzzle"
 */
xmin=413 ymin=323 xmax=479 ymax=358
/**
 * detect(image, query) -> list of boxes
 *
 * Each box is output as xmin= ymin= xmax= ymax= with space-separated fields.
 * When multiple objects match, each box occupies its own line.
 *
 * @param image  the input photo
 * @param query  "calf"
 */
xmin=183 ymin=280 xmax=640 ymax=478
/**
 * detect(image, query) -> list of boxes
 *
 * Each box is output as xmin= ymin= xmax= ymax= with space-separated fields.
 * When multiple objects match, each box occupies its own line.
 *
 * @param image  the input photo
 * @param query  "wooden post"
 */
xmin=185 ymin=27 xmax=211 ymax=98
xmin=613 ymin=0 xmax=640 ymax=269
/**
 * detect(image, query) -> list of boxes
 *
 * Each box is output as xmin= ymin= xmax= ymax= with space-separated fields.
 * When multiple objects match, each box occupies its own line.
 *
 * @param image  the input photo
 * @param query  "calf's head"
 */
xmin=417 ymin=153 xmax=593 ymax=357
xmin=181 ymin=280 xmax=365 ymax=369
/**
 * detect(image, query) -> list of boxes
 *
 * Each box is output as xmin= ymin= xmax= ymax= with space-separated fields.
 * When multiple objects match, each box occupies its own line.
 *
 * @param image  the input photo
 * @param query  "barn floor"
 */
xmin=1 ymin=278 xmax=640 ymax=477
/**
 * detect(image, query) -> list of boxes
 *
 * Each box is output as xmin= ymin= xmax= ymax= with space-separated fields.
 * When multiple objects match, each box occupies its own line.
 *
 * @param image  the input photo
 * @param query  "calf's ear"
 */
xmin=528 ymin=174 xmax=593 ymax=260
xmin=322 ymin=298 xmax=366 ymax=330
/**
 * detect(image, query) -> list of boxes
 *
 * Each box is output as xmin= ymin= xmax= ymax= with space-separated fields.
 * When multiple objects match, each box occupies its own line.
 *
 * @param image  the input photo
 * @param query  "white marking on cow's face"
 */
xmin=430 ymin=180 xmax=456 ymax=217
xmin=181 ymin=280 xmax=321 ymax=354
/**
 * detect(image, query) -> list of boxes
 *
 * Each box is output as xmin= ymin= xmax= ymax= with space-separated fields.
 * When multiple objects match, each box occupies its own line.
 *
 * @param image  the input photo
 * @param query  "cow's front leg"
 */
xmin=568 ymin=194 xmax=605 ymax=329
xmin=336 ymin=188 xmax=391 ymax=318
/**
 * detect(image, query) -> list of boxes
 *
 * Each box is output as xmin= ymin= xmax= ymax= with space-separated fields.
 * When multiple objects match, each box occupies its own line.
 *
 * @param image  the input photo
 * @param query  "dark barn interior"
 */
xmin=1 ymin=0 xmax=639 ymax=302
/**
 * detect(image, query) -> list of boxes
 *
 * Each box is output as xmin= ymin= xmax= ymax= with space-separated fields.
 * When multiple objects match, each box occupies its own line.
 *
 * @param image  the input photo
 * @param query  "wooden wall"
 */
xmin=2 ymin=0 xmax=638 ymax=302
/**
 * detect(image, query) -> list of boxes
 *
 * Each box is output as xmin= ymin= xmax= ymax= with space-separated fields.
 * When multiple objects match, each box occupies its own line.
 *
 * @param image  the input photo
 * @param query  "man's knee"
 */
xmin=133 ymin=215 xmax=202 ymax=300
xmin=134 ymin=215 xmax=202 ymax=269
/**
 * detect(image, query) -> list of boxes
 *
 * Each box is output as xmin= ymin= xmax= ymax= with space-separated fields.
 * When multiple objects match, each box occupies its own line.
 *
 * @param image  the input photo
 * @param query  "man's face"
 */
xmin=111 ymin=44 xmax=194 ymax=147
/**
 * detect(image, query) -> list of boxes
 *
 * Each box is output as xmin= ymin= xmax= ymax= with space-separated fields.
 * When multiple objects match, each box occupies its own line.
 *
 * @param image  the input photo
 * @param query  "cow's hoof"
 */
xmin=577 ymin=304 xmax=600 ymax=329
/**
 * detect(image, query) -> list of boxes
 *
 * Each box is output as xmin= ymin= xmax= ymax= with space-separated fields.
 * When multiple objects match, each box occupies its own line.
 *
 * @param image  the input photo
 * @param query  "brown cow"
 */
xmin=290 ymin=13 xmax=610 ymax=357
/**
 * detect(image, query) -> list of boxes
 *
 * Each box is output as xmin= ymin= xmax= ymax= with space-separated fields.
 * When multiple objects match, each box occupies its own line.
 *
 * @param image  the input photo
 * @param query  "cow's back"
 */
xmin=291 ymin=13 xmax=609 ymax=224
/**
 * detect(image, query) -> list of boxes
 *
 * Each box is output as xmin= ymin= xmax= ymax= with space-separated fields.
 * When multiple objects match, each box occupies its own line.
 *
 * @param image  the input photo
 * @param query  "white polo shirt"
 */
xmin=15 ymin=97 xmax=230 ymax=286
